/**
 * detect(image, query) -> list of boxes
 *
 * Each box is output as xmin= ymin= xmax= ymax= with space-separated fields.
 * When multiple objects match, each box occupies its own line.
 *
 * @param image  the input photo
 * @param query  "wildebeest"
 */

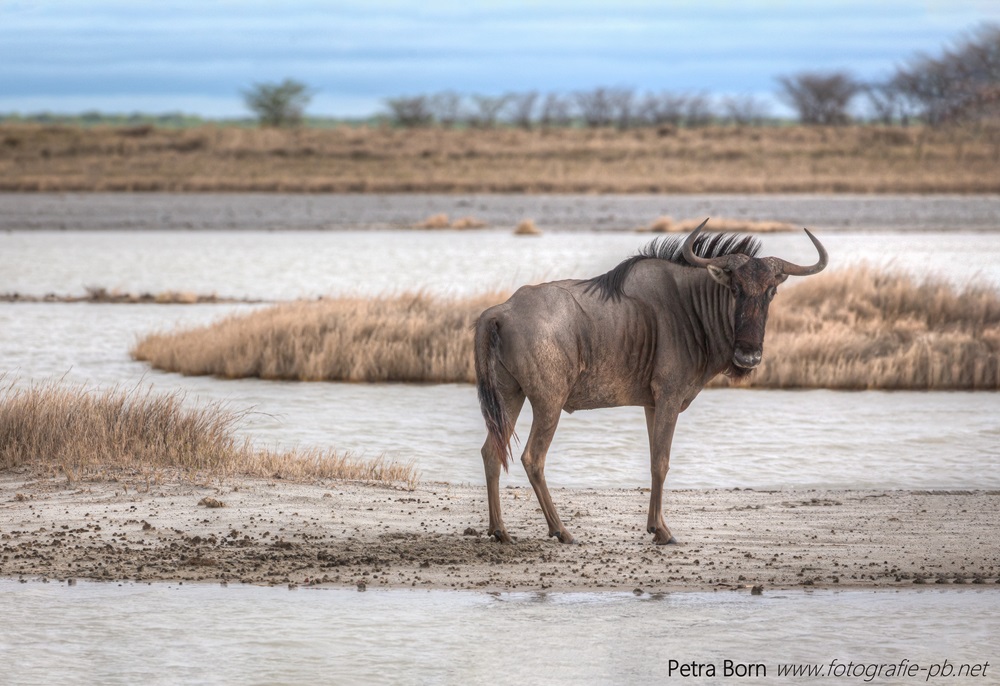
xmin=474 ymin=219 xmax=827 ymax=545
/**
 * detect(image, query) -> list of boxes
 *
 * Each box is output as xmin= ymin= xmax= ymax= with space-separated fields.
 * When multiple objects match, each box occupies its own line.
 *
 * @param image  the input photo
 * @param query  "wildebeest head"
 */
xmin=682 ymin=219 xmax=828 ymax=377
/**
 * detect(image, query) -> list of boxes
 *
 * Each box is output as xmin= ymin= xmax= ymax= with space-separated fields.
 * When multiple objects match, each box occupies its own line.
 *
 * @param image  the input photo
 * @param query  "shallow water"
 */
xmin=1 ymin=224 xmax=999 ymax=490
xmin=2 ymin=302 xmax=999 ymax=491
xmin=1 ymin=581 xmax=997 ymax=686
xmin=2 ymin=228 xmax=999 ymax=299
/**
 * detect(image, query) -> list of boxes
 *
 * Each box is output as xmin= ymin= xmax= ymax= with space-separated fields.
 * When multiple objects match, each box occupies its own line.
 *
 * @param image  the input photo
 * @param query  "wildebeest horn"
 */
xmin=770 ymin=228 xmax=828 ymax=276
xmin=681 ymin=218 xmax=714 ymax=267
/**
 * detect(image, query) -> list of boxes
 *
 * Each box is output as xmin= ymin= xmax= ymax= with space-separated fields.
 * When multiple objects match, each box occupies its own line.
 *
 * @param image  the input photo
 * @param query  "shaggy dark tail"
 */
xmin=475 ymin=316 xmax=515 ymax=471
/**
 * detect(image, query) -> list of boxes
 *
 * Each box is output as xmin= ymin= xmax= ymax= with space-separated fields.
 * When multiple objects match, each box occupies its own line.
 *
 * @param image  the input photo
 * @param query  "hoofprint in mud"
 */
xmin=2 ymin=475 xmax=997 ymax=591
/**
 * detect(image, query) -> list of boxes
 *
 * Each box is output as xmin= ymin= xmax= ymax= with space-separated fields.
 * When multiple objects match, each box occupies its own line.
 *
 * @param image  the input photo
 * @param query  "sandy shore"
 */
xmin=2 ymin=474 xmax=997 ymax=592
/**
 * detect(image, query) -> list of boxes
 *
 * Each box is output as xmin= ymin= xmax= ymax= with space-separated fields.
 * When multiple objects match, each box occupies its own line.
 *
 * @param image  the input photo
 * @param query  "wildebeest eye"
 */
xmin=767 ymin=287 xmax=777 ymax=300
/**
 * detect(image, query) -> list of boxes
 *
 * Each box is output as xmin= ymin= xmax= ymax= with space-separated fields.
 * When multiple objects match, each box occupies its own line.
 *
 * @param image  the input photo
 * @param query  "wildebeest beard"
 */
xmin=726 ymin=297 xmax=770 ymax=381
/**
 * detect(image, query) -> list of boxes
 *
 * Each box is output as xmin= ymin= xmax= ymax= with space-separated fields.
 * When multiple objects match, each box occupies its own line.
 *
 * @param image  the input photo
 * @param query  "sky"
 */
xmin=1 ymin=0 xmax=999 ymax=118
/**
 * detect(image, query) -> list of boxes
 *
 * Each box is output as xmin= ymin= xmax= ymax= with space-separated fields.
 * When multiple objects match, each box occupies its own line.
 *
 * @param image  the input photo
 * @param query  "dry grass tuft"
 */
xmin=413 ymin=213 xmax=451 ymax=229
xmin=645 ymin=216 xmax=796 ymax=233
xmin=132 ymin=292 xmax=504 ymax=383
xmin=646 ymin=216 xmax=675 ymax=232
xmin=450 ymin=216 xmax=488 ymax=229
xmin=749 ymin=265 xmax=1000 ymax=390
xmin=0 ymin=381 xmax=417 ymax=486
xmin=412 ymin=213 xmax=488 ymax=230
xmin=131 ymin=267 xmax=1000 ymax=390
xmin=514 ymin=219 xmax=542 ymax=236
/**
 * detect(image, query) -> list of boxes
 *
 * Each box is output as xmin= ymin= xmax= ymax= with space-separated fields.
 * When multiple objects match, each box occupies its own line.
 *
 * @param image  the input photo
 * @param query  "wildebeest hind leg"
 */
xmin=521 ymin=401 xmax=575 ymax=544
xmin=482 ymin=390 xmax=525 ymax=544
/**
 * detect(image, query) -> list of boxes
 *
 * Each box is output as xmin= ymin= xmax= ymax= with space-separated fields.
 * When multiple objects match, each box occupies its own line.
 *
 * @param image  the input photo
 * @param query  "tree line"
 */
xmin=374 ymin=24 xmax=999 ymax=129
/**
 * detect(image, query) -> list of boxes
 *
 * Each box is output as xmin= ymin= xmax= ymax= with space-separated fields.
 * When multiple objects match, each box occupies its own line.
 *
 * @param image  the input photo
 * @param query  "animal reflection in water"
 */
xmin=475 ymin=219 xmax=827 ymax=545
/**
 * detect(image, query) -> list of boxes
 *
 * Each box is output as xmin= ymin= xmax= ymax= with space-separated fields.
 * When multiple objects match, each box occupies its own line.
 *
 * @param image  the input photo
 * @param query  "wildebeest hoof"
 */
xmin=552 ymin=531 xmax=576 ymax=544
xmin=491 ymin=530 xmax=513 ymax=544
xmin=652 ymin=533 xmax=678 ymax=545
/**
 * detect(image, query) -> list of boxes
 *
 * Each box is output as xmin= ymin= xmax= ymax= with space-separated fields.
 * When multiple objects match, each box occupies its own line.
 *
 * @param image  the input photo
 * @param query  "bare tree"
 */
xmin=574 ymin=87 xmax=615 ymax=127
xmin=384 ymin=96 xmax=433 ymax=127
xmin=891 ymin=23 xmax=1000 ymax=126
xmin=657 ymin=92 xmax=689 ymax=126
xmin=861 ymin=82 xmax=902 ymax=125
xmin=721 ymin=94 xmax=771 ymax=125
xmin=468 ymin=94 xmax=511 ymax=128
xmin=684 ymin=92 xmax=715 ymax=127
xmin=607 ymin=88 xmax=635 ymax=129
xmin=429 ymin=91 xmax=463 ymax=128
xmin=507 ymin=91 xmax=539 ymax=130
xmin=539 ymin=93 xmax=573 ymax=129
xmin=777 ymin=71 xmax=861 ymax=125
xmin=242 ymin=79 xmax=312 ymax=127
xmin=634 ymin=92 xmax=662 ymax=126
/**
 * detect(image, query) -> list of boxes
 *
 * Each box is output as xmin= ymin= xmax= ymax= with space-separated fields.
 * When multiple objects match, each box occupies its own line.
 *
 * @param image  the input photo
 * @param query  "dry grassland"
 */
xmin=0 ymin=381 xmax=417 ymax=485
xmin=131 ymin=267 xmax=1000 ymax=390
xmin=2 ymin=123 xmax=999 ymax=193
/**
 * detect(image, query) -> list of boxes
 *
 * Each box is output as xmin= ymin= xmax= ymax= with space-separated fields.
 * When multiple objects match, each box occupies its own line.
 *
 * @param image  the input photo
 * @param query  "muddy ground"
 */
xmin=2 ymin=474 xmax=998 ymax=592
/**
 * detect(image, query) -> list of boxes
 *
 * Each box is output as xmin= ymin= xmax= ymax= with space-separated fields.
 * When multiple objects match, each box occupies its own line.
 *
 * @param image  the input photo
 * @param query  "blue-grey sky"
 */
xmin=1 ymin=0 xmax=998 ymax=117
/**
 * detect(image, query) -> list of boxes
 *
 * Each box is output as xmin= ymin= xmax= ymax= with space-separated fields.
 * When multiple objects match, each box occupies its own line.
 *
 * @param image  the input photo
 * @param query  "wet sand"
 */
xmin=2 ymin=474 xmax=997 ymax=592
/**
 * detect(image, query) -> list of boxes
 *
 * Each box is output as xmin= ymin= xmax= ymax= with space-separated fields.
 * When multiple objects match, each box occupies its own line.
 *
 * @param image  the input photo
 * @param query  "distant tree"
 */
xmin=575 ymin=87 xmax=629 ymax=127
xmin=469 ymin=94 xmax=511 ymax=128
xmin=242 ymin=79 xmax=312 ymax=127
xmin=777 ymin=71 xmax=861 ymax=125
xmin=721 ymin=94 xmax=771 ymax=125
xmin=384 ymin=95 xmax=433 ymax=127
xmin=507 ymin=91 xmax=539 ymax=130
xmin=684 ymin=92 xmax=715 ymax=127
xmin=890 ymin=23 xmax=1000 ymax=126
xmin=861 ymin=82 xmax=903 ymax=125
xmin=636 ymin=92 xmax=689 ymax=126
xmin=429 ymin=91 xmax=463 ymax=128
xmin=607 ymin=88 xmax=635 ymax=129
xmin=539 ymin=93 xmax=573 ymax=129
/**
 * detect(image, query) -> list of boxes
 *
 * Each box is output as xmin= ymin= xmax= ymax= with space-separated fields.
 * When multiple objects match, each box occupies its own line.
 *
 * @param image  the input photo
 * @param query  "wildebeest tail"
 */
xmin=475 ymin=315 xmax=515 ymax=471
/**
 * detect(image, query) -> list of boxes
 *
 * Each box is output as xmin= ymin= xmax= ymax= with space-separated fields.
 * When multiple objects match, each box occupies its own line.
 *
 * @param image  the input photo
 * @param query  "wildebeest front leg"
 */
xmin=645 ymin=404 xmax=679 ymax=545
xmin=521 ymin=402 xmax=575 ymax=544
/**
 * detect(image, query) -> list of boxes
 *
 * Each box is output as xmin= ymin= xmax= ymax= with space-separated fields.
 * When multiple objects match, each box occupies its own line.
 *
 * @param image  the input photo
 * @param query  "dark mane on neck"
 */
xmin=583 ymin=233 xmax=762 ymax=302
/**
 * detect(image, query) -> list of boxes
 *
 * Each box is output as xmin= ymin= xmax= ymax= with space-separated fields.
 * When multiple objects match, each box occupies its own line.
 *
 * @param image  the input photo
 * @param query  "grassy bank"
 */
xmin=133 ymin=292 xmax=499 ymax=383
xmin=2 ymin=123 xmax=998 ymax=193
xmin=0 ymin=381 xmax=417 ymax=485
xmin=132 ymin=267 xmax=1000 ymax=390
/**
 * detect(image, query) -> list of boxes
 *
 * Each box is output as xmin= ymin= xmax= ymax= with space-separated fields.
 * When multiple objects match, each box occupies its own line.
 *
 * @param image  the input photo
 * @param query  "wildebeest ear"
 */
xmin=706 ymin=265 xmax=731 ymax=287
xmin=775 ymin=273 xmax=789 ymax=284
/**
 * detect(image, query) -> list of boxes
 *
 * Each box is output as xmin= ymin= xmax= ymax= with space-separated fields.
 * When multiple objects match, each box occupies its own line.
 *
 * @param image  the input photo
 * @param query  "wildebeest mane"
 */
xmin=584 ymin=233 xmax=762 ymax=302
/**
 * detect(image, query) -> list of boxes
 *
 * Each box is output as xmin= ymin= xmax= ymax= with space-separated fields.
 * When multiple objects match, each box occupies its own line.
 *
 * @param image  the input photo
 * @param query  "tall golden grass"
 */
xmin=2 ymin=123 xmax=998 ymax=193
xmin=0 ymin=381 xmax=417 ymax=485
xmin=132 ymin=292 xmax=502 ymax=382
xmin=755 ymin=266 xmax=1000 ymax=390
xmin=131 ymin=267 xmax=1000 ymax=390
